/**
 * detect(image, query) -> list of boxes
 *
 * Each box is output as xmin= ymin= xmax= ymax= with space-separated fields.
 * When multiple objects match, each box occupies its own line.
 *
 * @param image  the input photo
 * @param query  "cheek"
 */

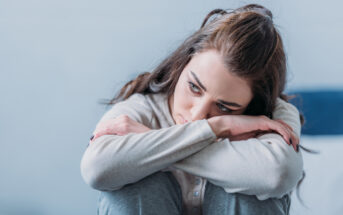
xmin=174 ymin=83 xmax=192 ymax=112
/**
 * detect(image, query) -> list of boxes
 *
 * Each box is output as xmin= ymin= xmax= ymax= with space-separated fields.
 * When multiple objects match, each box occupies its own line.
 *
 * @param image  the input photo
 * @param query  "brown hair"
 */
xmin=108 ymin=4 xmax=286 ymax=119
xmin=107 ymin=3 xmax=311 ymax=203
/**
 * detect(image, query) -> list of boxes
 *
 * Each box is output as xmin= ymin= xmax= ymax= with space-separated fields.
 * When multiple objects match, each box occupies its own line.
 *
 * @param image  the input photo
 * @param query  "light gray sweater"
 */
xmin=81 ymin=92 xmax=303 ymax=202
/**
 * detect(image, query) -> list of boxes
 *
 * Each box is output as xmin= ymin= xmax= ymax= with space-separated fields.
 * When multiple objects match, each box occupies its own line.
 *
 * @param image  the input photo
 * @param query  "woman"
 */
xmin=81 ymin=4 xmax=303 ymax=215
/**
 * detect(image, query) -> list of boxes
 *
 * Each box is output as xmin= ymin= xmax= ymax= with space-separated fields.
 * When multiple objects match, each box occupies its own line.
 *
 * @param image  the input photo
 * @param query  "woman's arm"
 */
xmin=173 ymin=98 xmax=303 ymax=200
xmin=81 ymin=94 xmax=217 ymax=191
xmin=83 ymin=94 xmax=302 ymax=197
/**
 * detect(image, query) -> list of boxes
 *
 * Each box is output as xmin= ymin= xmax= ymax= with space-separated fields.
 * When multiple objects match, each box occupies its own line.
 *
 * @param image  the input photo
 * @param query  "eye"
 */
xmin=188 ymin=81 xmax=201 ymax=94
xmin=216 ymin=103 xmax=233 ymax=113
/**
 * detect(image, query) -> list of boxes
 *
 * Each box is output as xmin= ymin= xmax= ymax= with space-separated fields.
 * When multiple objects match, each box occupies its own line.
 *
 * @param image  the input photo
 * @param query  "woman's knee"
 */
xmin=98 ymin=171 xmax=182 ymax=215
xmin=203 ymin=182 xmax=290 ymax=215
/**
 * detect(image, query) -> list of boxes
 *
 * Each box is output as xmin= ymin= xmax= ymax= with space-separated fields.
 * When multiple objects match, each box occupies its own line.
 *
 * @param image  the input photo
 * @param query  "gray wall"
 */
xmin=0 ymin=0 xmax=342 ymax=214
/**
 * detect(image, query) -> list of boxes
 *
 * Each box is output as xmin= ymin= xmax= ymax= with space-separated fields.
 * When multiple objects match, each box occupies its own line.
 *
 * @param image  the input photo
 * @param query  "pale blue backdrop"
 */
xmin=0 ymin=0 xmax=342 ymax=214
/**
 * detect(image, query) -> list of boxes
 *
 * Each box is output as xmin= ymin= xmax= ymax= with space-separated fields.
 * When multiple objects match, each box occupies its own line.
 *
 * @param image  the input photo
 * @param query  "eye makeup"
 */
xmin=186 ymin=78 xmax=236 ymax=114
xmin=188 ymin=70 xmax=243 ymax=107
xmin=188 ymin=81 xmax=201 ymax=94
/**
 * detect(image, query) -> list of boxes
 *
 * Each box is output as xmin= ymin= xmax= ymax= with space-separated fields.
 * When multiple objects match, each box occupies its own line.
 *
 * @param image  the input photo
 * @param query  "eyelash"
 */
xmin=216 ymin=103 xmax=233 ymax=113
xmin=187 ymin=81 xmax=233 ymax=113
xmin=188 ymin=81 xmax=201 ymax=93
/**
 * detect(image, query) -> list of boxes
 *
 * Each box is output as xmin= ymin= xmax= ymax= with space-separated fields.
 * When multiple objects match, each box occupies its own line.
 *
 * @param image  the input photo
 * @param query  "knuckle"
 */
xmin=116 ymin=114 xmax=130 ymax=123
xmin=105 ymin=127 xmax=111 ymax=133
xmin=278 ymin=119 xmax=285 ymax=123
xmin=122 ymin=115 xmax=130 ymax=122
xmin=118 ymin=114 xmax=128 ymax=119
xmin=122 ymin=123 xmax=129 ymax=132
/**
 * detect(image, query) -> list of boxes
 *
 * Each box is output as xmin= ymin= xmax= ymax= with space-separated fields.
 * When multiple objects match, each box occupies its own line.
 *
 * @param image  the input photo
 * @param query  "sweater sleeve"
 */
xmin=173 ymin=98 xmax=304 ymax=200
xmin=80 ymin=94 xmax=217 ymax=191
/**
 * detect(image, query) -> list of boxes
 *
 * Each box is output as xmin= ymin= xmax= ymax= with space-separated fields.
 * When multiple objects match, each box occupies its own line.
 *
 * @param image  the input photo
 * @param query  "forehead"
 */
xmin=185 ymin=49 xmax=253 ymax=107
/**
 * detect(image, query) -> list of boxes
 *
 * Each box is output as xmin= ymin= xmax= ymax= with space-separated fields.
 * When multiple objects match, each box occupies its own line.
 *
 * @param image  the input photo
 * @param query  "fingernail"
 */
xmin=90 ymin=135 xmax=94 ymax=140
xmin=296 ymin=144 xmax=299 ymax=152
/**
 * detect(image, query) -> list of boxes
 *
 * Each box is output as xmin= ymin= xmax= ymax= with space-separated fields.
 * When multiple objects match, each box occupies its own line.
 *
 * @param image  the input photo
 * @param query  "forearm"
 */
xmin=81 ymin=119 xmax=217 ymax=191
xmin=173 ymin=133 xmax=303 ymax=200
xmin=173 ymin=98 xmax=303 ymax=199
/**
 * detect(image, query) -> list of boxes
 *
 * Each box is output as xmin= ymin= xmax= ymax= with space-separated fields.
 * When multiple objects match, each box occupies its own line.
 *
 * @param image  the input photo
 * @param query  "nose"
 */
xmin=191 ymin=98 xmax=212 ymax=121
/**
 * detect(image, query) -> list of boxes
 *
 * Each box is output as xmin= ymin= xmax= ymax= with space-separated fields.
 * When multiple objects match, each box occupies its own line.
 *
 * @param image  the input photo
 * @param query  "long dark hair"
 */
xmin=108 ymin=4 xmax=287 ymax=118
xmin=106 ymin=3 xmax=311 ymax=203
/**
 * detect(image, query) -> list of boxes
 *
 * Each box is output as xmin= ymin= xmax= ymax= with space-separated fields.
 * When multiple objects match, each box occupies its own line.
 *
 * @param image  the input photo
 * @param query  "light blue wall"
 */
xmin=0 ymin=0 xmax=342 ymax=214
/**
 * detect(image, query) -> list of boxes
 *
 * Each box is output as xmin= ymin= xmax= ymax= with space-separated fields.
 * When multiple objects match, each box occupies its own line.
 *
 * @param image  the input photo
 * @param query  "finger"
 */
xmin=89 ymin=134 xmax=96 ymax=144
xmin=94 ymin=125 xmax=116 ymax=137
xmin=260 ymin=118 xmax=293 ymax=146
xmin=276 ymin=119 xmax=292 ymax=131
xmin=273 ymin=124 xmax=290 ymax=145
xmin=290 ymin=131 xmax=299 ymax=152
xmin=281 ymin=125 xmax=293 ymax=145
xmin=275 ymin=119 xmax=293 ymax=132
xmin=270 ymin=122 xmax=292 ymax=145
xmin=292 ymin=140 xmax=297 ymax=152
xmin=92 ymin=132 xmax=107 ymax=141
xmin=92 ymin=133 xmax=99 ymax=141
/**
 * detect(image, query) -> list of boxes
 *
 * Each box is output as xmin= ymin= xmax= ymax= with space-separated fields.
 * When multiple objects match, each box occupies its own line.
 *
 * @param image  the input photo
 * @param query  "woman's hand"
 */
xmin=208 ymin=115 xmax=299 ymax=152
xmin=90 ymin=115 xmax=151 ymax=143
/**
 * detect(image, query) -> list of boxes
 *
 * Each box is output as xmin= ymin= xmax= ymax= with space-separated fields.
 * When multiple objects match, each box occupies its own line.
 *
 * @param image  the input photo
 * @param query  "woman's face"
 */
xmin=169 ymin=49 xmax=253 ymax=124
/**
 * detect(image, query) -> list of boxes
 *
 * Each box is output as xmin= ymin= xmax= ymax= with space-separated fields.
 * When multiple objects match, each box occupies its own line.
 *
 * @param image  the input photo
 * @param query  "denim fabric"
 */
xmin=98 ymin=171 xmax=290 ymax=215
xmin=98 ymin=171 xmax=182 ymax=215
xmin=203 ymin=182 xmax=290 ymax=215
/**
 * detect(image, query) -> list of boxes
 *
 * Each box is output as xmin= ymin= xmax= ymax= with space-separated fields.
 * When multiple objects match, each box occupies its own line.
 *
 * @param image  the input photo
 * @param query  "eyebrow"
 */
xmin=190 ymin=71 xmax=242 ymax=108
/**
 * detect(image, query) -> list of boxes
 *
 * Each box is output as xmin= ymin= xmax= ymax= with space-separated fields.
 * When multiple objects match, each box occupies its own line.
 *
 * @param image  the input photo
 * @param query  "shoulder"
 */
xmin=98 ymin=93 xmax=166 ymax=126
xmin=275 ymin=98 xmax=299 ymax=115
xmin=99 ymin=93 xmax=152 ymax=125
xmin=273 ymin=97 xmax=301 ymax=137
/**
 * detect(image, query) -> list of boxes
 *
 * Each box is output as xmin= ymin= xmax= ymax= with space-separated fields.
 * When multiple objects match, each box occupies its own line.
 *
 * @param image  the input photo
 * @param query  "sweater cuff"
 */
xmin=197 ymin=119 xmax=217 ymax=142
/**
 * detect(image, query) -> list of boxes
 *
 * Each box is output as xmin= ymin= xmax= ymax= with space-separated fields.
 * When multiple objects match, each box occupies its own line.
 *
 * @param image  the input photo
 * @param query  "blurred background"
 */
xmin=1 ymin=0 xmax=342 ymax=214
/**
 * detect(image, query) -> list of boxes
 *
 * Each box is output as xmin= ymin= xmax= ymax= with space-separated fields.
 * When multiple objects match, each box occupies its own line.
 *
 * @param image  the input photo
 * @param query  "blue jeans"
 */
xmin=98 ymin=171 xmax=290 ymax=215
